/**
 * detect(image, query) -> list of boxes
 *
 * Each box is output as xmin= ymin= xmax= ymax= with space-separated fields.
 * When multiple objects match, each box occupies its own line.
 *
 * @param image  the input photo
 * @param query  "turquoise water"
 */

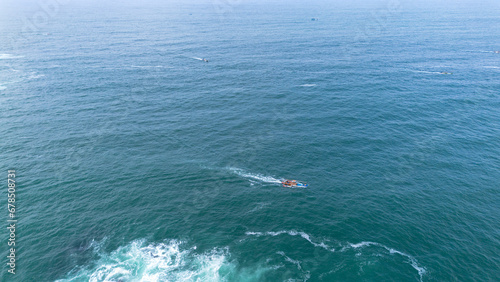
xmin=1 ymin=1 xmax=500 ymax=281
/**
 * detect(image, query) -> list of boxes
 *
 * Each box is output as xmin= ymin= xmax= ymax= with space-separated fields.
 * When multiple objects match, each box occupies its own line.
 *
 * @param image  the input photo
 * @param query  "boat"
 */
xmin=281 ymin=179 xmax=308 ymax=187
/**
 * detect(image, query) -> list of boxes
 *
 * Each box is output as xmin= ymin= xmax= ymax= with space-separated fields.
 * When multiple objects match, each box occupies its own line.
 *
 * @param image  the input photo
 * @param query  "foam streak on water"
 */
xmin=246 ymin=230 xmax=333 ymax=251
xmin=228 ymin=167 xmax=283 ymax=184
xmin=0 ymin=53 xmax=24 ymax=59
xmin=56 ymin=240 xmax=231 ymax=282
xmin=345 ymin=241 xmax=426 ymax=281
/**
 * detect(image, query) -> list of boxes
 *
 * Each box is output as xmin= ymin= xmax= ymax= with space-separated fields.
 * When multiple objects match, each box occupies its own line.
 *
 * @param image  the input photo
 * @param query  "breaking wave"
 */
xmin=56 ymin=239 xmax=234 ymax=282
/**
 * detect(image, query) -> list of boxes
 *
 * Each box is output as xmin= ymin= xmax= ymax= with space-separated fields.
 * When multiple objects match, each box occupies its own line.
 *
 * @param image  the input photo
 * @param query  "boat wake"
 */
xmin=0 ymin=53 xmax=24 ymax=60
xmin=227 ymin=167 xmax=282 ymax=185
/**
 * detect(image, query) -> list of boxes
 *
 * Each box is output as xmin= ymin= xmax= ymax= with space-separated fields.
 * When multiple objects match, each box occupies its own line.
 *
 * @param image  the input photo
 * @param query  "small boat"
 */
xmin=281 ymin=179 xmax=308 ymax=187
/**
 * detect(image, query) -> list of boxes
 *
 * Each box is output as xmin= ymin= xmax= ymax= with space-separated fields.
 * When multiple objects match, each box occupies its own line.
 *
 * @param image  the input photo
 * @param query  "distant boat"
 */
xmin=311 ymin=18 xmax=318 ymax=21
xmin=281 ymin=179 xmax=308 ymax=188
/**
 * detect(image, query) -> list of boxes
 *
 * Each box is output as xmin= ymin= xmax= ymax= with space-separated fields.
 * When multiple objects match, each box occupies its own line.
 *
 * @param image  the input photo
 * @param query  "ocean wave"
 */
xmin=56 ymin=239 xmax=233 ymax=282
xmin=0 ymin=70 xmax=45 ymax=91
xmin=410 ymin=70 xmax=447 ymax=75
xmin=245 ymin=202 xmax=270 ymax=214
xmin=276 ymin=251 xmax=311 ymax=280
xmin=343 ymin=241 xmax=426 ymax=281
xmin=130 ymin=65 xmax=173 ymax=69
xmin=246 ymin=231 xmax=426 ymax=281
xmin=28 ymin=74 xmax=45 ymax=79
xmin=299 ymin=84 xmax=317 ymax=87
xmin=246 ymin=230 xmax=333 ymax=252
xmin=465 ymin=50 xmax=500 ymax=54
xmin=227 ymin=167 xmax=282 ymax=184
xmin=277 ymin=251 xmax=303 ymax=271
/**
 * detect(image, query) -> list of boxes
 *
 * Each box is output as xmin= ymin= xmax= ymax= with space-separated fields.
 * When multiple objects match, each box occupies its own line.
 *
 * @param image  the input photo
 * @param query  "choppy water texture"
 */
xmin=1 ymin=1 xmax=500 ymax=281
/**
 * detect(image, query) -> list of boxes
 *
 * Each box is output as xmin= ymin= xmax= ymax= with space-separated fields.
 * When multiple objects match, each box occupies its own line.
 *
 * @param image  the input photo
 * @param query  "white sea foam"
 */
xmin=344 ymin=241 xmax=426 ymax=281
xmin=299 ymin=84 xmax=317 ymax=87
xmin=228 ymin=167 xmax=282 ymax=184
xmin=56 ymin=239 xmax=232 ymax=282
xmin=349 ymin=241 xmax=375 ymax=249
xmin=246 ymin=230 xmax=334 ymax=252
xmin=246 ymin=202 xmax=270 ymax=214
xmin=410 ymin=70 xmax=445 ymax=74
xmin=277 ymin=252 xmax=311 ymax=281
xmin=28 ymin=74 xmax=45 ymax=79
xmin=464 ymin=50 xmax=498 ymax=53
xmin=0 ymin=54 xmax=24 ymax=59
xmin=247 ymin=231 xmax=425 ymax=281
xmin=131 ymin=65 xmax=172 ymax=69
xmin=277 ymin=251 xmax=303 ymax=271
xmin=0 ymin=71 xmax=42 ymax=90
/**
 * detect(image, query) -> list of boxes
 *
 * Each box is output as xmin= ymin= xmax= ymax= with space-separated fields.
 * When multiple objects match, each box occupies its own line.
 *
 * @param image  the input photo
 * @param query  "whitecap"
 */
xmin=299 ymin=84 xmax=317 ymax=87
xmin=0 ymin=54 xmax=24 ymax=59
xmin=56 ymin=239 xmax=233 ymax=282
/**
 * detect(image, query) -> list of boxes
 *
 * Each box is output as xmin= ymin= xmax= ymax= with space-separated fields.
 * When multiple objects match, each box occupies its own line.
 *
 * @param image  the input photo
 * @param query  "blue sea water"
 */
xmin=1 ymin=0 xmax=500 ymax=281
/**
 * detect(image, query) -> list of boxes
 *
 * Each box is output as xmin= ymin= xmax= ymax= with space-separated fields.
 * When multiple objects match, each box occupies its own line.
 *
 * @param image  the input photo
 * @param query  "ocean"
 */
xmin=1 ymin=0 xmax=499 ymax=281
